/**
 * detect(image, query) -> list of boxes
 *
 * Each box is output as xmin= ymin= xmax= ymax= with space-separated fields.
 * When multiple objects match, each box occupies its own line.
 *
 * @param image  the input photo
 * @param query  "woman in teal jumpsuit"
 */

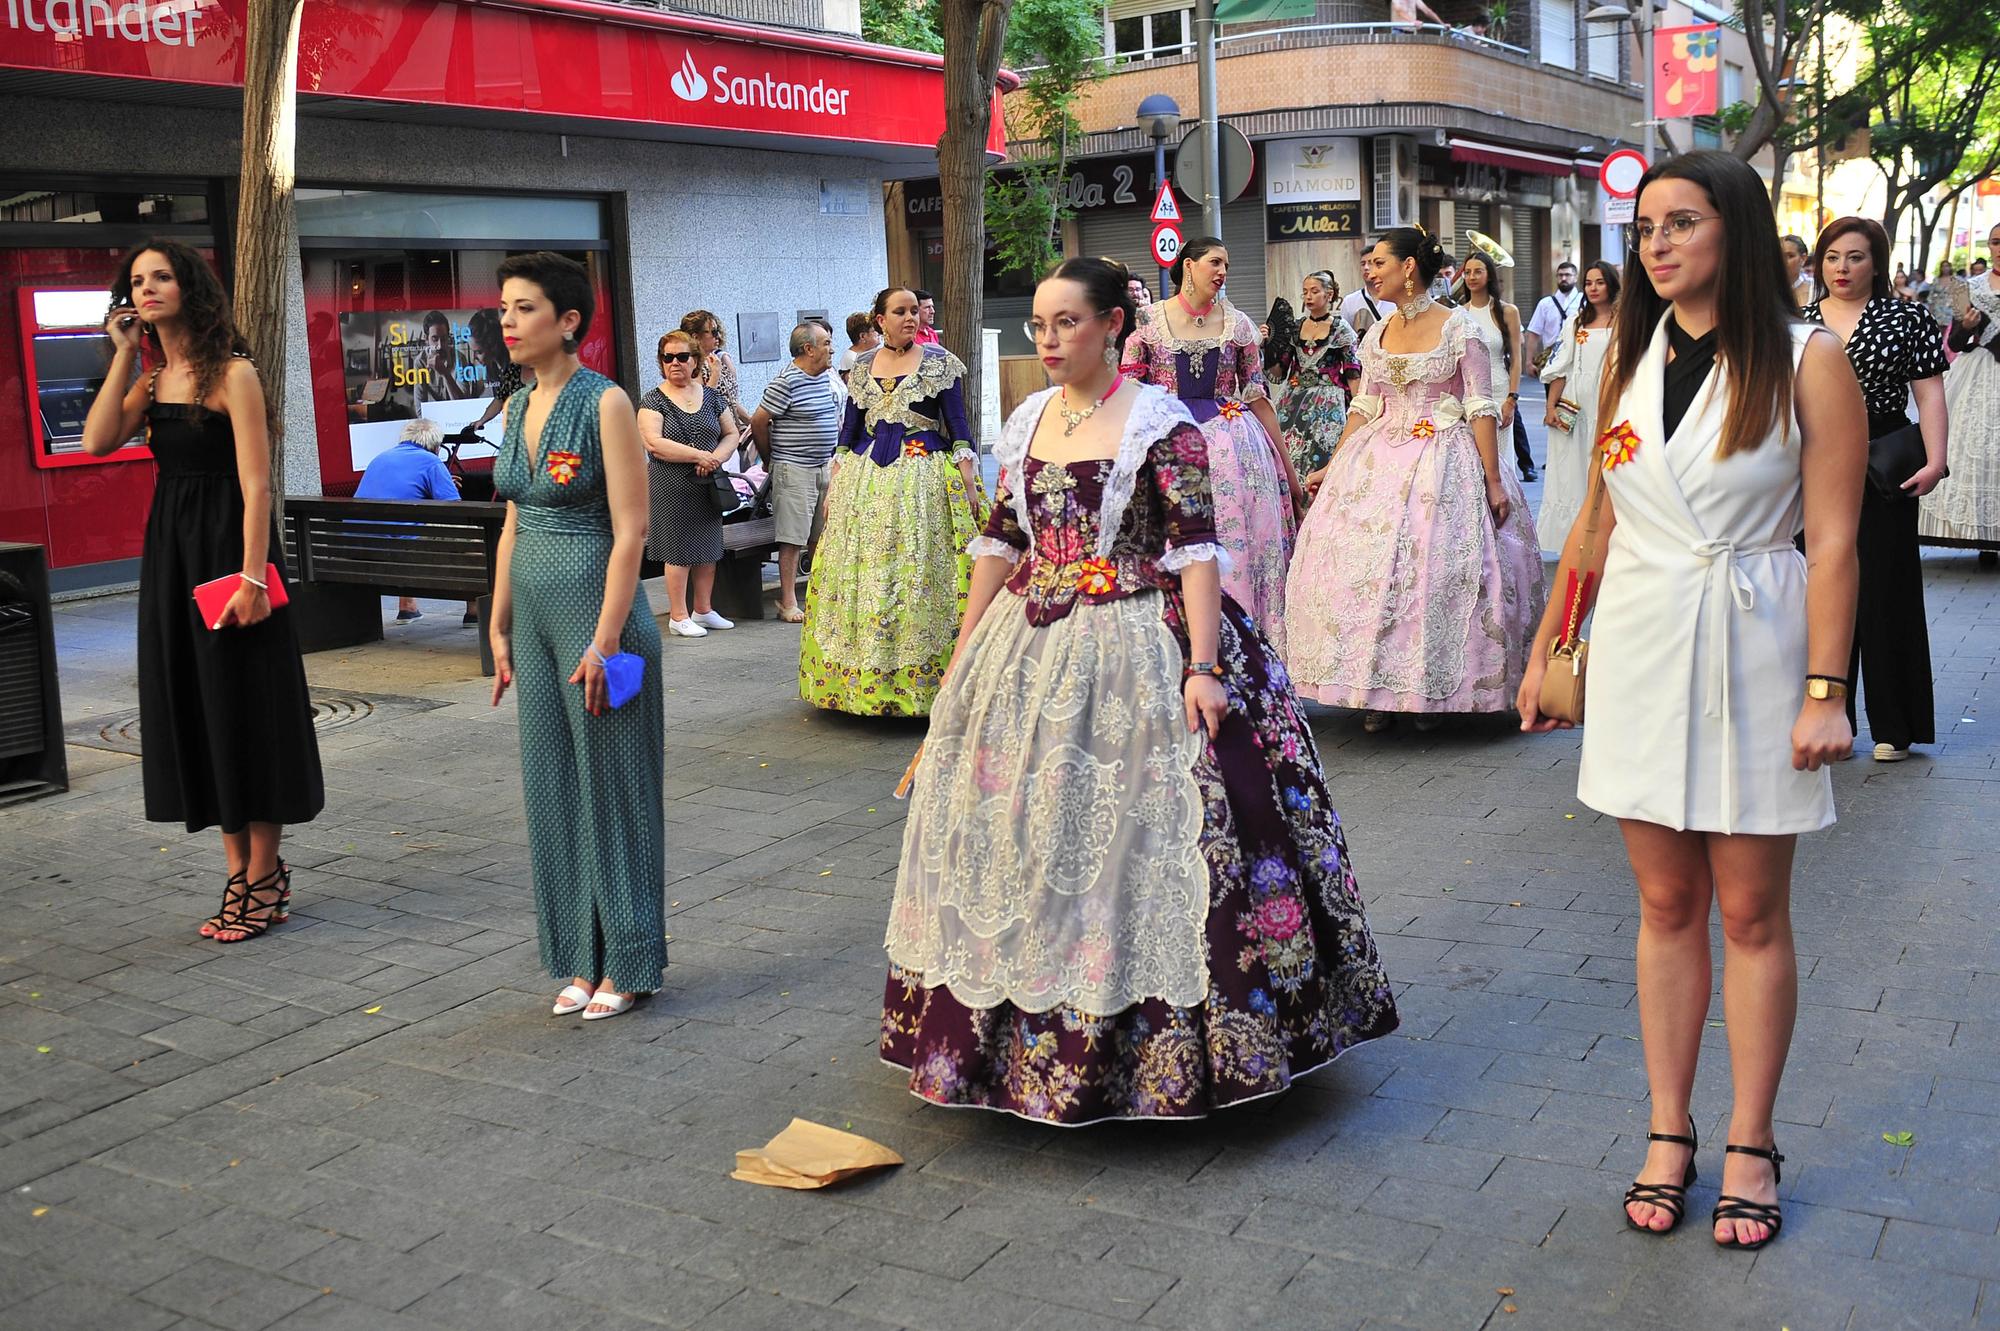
xmin=489 ymin=252 xmax=665 ymax=1020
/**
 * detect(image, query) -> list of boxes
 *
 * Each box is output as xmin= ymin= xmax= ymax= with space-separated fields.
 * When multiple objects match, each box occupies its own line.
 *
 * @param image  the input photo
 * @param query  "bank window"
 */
xmin=1538 ymin=0 xmax=1576 ymax=69
xmin=0 ymin=188 xmax=208 ymax=227
xmin=296 ymin=189 xmax=605 ymax=243
xmin=1108 ymin=7 xmax=1192 ymax=59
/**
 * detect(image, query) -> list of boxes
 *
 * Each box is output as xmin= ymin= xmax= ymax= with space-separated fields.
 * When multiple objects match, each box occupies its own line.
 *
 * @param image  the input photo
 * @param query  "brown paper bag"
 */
xmin=731 ymin=1118 xmax=904 ymax=1190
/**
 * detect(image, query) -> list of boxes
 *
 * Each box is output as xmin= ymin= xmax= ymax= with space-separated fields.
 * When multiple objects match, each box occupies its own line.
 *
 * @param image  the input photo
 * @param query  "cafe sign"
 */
xmin=1266 ymin=200 xmax=1363 ymax=244
xmin=1263 ymin=137 xmax=1363 ymax=206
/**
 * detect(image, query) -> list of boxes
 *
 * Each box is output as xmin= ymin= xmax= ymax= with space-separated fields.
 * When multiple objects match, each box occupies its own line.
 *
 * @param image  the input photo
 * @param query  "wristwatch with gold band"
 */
xmin=1805 ymin=675 xmax=1848 ymax=701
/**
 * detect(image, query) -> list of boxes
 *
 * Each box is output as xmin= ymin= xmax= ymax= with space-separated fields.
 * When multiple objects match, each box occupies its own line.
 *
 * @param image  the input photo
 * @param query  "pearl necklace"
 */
xmin=1177 ymin=292 xmax=1218 ymax=329
xmin=1055 ymin=378 xmax=1120 ymax=436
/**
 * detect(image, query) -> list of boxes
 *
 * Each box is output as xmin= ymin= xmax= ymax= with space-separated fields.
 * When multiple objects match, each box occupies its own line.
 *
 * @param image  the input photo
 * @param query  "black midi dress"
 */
xmin=641 ymin=386 xmax=727 ymax=567
xmin=136 ymin=401 xmax=324 ymax=833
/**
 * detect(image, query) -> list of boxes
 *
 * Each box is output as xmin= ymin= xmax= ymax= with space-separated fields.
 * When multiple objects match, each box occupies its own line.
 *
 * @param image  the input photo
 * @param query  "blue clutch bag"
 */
xmin=601 ymin=651 xmax=644 ymax=709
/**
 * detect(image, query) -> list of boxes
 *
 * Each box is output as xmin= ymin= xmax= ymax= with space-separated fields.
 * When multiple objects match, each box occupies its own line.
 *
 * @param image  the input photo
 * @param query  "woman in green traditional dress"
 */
xmin=798 ymin=286 xmax=985 ymax=716
xmin=488 ymin=251 xmax=665 ymax=1022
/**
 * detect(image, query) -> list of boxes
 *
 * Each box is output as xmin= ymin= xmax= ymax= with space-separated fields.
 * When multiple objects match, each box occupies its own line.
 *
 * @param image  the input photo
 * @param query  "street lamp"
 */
xmin=1138 ymin=93 xmax=1181 ymax=299
xmin=1586 ymin=4 xmax=1655 ymax=169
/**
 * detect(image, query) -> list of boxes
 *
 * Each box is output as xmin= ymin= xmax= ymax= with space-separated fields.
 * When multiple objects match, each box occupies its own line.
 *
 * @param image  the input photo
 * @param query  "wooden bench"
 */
xmin=282 ymin=496 xmax=508 ymax=675
xmin=713 ymin=514 xmax=780 ymax=621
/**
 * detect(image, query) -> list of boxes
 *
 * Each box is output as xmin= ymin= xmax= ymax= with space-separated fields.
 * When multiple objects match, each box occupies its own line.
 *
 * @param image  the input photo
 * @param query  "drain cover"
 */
xmin=68 ymin=691 xmax=442 ymax=755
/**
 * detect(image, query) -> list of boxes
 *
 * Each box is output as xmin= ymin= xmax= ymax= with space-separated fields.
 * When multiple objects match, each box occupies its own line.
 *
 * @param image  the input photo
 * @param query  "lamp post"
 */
xmin=1139 ymin=93 xmax=1182 ymax=299
xmin=1587 ymin=2 xmax=1655 ymax=254
xmin=1586 ymin=4 xmax=1656 ymax=170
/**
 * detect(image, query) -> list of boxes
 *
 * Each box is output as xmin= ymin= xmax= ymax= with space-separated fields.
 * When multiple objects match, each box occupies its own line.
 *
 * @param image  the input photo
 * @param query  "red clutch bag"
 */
xmin=193 ymin=564 xmax=289 ymax=629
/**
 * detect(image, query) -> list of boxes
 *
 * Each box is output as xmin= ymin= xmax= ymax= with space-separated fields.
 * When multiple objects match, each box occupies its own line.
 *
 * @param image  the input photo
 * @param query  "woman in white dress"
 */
xmin=1456 ymin=253 xmax=1531 ymax=480
xmin=1519 ymin=153 xmax=1866 ymax=1253
xmin=1537 ymin=260 xmax=1620 ymax=544
xmin=1920 ymin=220 xmax=2000 ymax=560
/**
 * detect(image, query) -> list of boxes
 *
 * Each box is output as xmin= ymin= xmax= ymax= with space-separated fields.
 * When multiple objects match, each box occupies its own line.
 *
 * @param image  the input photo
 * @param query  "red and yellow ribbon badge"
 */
xmin=1599 ymin=420 xmax=1641 ymax=471
xmin=544 ymin=450 xmax=583 ymax=485
xmin=1076 ymin=557 xmax=1120 ymax=596
xmin=1410 ymin=418 xmax=1436 ymax=440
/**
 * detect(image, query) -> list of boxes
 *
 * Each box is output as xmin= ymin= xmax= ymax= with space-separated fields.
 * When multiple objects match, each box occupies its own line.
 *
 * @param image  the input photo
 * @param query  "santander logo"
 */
xmin=667 ymin=46 xmax=852 ymax=117
xmin=669 ymin=51 xmax=707 ymax=101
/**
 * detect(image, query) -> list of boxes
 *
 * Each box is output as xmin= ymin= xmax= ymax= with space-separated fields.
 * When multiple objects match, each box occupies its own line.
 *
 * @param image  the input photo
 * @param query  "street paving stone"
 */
xmin=4 ymin=550 xmax=2000 ymax=1331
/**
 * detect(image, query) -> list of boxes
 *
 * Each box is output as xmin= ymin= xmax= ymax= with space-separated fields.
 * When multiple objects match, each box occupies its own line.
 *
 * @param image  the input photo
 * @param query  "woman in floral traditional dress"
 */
xmin=1123 ymin=237 xmax=1305 ymax=652
xmin=1283 ymin=227 xmax=1545 ymax=733
xmin=880 ymin=258 xmax=1398 ymax=1124
xmin=1272 ymin=270 xmax=1361 ymax=479
xmin=799 ymin=287 xmax=984 ymax=715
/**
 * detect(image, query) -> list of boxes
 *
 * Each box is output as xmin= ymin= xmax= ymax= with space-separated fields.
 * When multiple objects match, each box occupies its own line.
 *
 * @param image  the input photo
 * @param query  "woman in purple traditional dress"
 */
xmin=1121 ymin=237 xmax=1304 ymax=653
xmin=1284 ymin=227 xmax=1545 ymax=733
xmin=879 ymin=258 xmax=1397 ymax=1124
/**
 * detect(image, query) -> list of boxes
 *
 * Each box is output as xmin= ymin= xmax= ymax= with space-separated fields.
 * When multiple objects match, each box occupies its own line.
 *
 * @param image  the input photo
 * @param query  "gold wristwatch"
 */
xmin=1805 ymin=675 xmax=1848 ymax=701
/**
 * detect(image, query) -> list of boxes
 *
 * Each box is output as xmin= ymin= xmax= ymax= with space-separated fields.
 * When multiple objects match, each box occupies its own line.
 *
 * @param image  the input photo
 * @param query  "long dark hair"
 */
xmin=109 ymin=239 xmax=254 ymax=421
xmin=1045 ymin=255 xmax=1141 ymax=354
xmin=1599 ymin=151 xmax=1798 ymax=460
xmin=1580 ymin=260 xmax=1621 ymax=328
xmin=1809 ymin=217 xmax=1892 ymax=301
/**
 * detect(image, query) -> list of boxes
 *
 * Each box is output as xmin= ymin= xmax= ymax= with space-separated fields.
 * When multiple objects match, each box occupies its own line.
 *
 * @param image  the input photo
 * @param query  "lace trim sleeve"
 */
xmin=1348 ymin=393 xmax=1384 ymax=423
xmin=1098 ymin=387 xmax=1199 ymax=559
xmin=1159 ymin=542 xmax=1234 ymax=574
xmin=967 ymin=535 xmax=1023 ymax=564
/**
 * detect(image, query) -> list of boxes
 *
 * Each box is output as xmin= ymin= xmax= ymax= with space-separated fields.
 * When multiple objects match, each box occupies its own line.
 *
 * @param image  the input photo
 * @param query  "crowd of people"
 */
xmin=84 ymin=147 xmax=1993 ymax=1252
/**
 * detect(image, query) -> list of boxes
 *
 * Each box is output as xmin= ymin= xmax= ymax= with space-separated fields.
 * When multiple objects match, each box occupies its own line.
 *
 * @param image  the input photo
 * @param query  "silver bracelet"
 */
xmin=239 ymin=572 xmax=268 ymax=590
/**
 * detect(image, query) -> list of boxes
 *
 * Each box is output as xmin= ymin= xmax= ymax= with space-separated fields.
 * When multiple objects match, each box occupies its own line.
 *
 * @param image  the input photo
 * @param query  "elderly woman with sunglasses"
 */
xmin=638 ymin=329 xmax=742 ymax=637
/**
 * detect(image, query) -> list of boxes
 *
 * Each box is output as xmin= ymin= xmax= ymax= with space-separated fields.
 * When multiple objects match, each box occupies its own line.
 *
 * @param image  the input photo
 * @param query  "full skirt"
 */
xmin=1919 ymin=345 xmax=2000 ymax=547
xmin=1537 ymin=399 xmax=1599 ymax=549
xmin=799 ymin=452 xmax=978 ymax=716
xmin=1283 ymin=421 xmax=1546 ymax=713
xmin=1203 ymin=409 xmax=1295 ymax=656
xmin=880 ymin=586 xmax=1399 ymax=1124
xmin=1277 ymin=376 xmax=1348 ymax=481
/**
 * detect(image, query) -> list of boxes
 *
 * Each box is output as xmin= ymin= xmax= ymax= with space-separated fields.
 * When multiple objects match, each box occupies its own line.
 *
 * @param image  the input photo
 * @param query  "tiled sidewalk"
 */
xmin=3 ymin=559 xmax=1998 ymax=1331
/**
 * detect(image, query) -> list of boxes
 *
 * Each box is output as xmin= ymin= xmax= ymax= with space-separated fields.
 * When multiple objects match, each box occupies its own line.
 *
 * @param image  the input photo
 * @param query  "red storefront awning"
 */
xmin=0 ymin=0 xmax=1011 ymax=165
xmin=1447 ymin=139 xmax=1576 ymax=177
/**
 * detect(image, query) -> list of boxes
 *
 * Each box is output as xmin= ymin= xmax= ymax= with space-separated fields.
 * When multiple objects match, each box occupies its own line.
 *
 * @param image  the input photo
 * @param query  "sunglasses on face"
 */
xmin=661 ymin=351 xmax=694 ymax=364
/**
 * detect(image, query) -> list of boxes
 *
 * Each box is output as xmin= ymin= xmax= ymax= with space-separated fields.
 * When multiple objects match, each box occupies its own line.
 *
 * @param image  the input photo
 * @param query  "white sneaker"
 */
xmin=667 ymin=618 xmax=708 ymax=638
xmin=1872 ymin=743 xmax=1910 ymax=762
xmin=691 ymin=610 xmax=735 ymax=630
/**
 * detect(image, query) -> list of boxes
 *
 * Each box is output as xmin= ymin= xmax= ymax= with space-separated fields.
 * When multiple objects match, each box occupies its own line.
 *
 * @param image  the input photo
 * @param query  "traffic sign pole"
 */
xmin=1151 ymin=223 xmax=1184 ymax=270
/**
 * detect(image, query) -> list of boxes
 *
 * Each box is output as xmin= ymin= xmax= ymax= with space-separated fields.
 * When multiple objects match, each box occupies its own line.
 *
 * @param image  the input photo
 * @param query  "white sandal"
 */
xmin=581 ymin=989 xmax=640 ymax=1021
xmin=552 ymin=984 xmax=594 ymax=1016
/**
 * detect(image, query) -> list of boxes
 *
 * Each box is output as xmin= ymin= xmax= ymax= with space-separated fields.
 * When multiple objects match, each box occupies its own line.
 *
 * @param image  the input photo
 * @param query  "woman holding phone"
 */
xmin=82 ymin=240 xmax=324 ymax=944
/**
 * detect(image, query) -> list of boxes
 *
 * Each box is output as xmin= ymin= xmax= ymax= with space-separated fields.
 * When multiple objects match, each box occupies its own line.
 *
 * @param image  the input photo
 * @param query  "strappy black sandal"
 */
xmin=1712 ymin=1143 xmax=1785 ymax=1251
xmin=214 ymin=865 xmax=290 ymax=944
xmin=1623 ymin=1114 xmax=1698 ymax=1235
xmin=198 ymin=870 xmax=248 ymax=939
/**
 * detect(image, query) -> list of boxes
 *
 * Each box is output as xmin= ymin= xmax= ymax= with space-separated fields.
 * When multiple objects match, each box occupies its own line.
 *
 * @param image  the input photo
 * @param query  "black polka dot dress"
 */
xmin=496 ymin=370 xmax=667 ymax=993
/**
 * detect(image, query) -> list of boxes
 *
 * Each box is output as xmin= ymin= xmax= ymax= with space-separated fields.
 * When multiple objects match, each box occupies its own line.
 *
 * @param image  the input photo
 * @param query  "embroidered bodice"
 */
xmin=1968 ymin=275 xmax=2000 ymax=348
xmin=1121 ymin=303 xmax=1269 ymax=420
xmin=838 ymin=344 xmax=974 ymax=465
xmin=974 ymin=386 xmax=1225 ymax=625
xmin=1346 ymin=308 xmax=1501 ymax=438
xmin=1277 ymin=316 xmax=1358 ymax=389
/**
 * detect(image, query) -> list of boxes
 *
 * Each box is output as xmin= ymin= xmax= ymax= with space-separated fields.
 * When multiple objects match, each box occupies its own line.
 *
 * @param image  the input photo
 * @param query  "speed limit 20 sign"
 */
xmin=1151 ymin=222 xmax=1183 ymax=268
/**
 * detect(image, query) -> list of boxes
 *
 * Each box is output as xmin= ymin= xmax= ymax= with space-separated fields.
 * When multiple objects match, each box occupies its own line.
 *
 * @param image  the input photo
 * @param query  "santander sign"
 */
xmin=669 ymin=48 xmax=852 ymax=117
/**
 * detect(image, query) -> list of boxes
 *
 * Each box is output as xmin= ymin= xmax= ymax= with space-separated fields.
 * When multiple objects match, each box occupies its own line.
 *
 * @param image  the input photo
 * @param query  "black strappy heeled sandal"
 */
xmin=199 ymin=860 xmax=289 ymax=939
xmin=1623 ymin=1114 xmax=1699 ymax=1235
xmin=1712 ymin=1143 xmax=1785 ymax=1251
xmin=214 ymin=865 xmax=290 ymax=944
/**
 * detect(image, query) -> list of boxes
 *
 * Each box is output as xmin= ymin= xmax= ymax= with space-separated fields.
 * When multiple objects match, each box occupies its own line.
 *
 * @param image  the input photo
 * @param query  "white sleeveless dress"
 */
xmin=1578 ymin=317 xmax=1834 ymax=836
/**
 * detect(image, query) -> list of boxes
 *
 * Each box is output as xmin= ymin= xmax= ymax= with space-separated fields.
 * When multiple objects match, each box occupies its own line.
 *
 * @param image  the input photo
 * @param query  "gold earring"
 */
xmin=1405 ymin=277 xmax=1416 ymax=297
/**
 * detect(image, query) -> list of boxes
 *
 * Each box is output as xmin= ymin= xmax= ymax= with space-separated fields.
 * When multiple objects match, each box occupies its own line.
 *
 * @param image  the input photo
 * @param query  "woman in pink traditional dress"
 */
xmin=1122 ymin=236 xmax=1305 ymax=653
xmin=1284 ymin=227 xmax=1545 ymax=732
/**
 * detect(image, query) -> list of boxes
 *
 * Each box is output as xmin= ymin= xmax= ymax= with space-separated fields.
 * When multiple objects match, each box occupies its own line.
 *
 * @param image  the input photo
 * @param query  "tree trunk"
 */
xmin=234 ymin=0 xmax=305 ymax=509
xmin=936 ymin=0 xmax=1014 ymax=445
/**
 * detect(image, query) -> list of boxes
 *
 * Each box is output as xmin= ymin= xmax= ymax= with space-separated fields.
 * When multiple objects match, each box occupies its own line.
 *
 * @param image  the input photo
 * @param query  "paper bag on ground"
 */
xmin=732 ymin=1117 xmax=903 ymax=1190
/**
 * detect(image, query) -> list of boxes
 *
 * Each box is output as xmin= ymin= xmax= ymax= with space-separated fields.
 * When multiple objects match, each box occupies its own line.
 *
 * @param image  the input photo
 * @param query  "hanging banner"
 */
xmin=1656 ymin=25 xmax=1721 ymax=119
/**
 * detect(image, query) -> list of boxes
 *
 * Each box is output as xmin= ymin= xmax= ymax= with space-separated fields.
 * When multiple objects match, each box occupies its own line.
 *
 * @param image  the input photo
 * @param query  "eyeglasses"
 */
xmin=660 ymin=351 xmax=694 ymax=364
xmin=1023 ymin=311 xmax=1109 ymax=343
xmin=1631 ymin=213 xmax=1718 ymax=249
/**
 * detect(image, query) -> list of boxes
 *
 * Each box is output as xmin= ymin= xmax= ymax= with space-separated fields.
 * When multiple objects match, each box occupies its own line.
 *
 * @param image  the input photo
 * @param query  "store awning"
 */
xmin=1447 ymin=139 xmax=1577 ymax=177
xmin=0 ymin=0 xmax=1011 ymax=167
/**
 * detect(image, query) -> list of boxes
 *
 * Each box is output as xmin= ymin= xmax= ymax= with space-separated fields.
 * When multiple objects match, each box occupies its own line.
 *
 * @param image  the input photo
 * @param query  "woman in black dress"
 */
xmin=1803 ymin=217 xmax=1950 ymax=760
xmin=82 ymin=240 xmax=324 ymax=942
xmin=637 ymin=328 xmax=742 ymax=638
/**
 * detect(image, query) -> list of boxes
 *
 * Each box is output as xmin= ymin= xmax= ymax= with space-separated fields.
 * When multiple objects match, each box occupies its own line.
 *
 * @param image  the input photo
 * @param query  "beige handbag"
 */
xmin=1538 ymin=443 xmax=1607 ymax=725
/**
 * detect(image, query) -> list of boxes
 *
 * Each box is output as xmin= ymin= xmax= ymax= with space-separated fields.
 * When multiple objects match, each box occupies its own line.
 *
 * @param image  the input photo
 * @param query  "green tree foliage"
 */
xmin=863 ymin=0 xmax=1105 ymax=283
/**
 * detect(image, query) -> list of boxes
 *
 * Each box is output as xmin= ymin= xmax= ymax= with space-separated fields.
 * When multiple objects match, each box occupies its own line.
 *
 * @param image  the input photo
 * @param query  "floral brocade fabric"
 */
xmin=881 ymin=394 xmax=1399 ymax=1123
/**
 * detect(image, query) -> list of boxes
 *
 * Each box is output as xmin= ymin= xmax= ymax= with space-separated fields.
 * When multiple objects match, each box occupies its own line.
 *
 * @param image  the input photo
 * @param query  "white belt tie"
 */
xmin=1690 ymin=537 xmax=1797 ymax=834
